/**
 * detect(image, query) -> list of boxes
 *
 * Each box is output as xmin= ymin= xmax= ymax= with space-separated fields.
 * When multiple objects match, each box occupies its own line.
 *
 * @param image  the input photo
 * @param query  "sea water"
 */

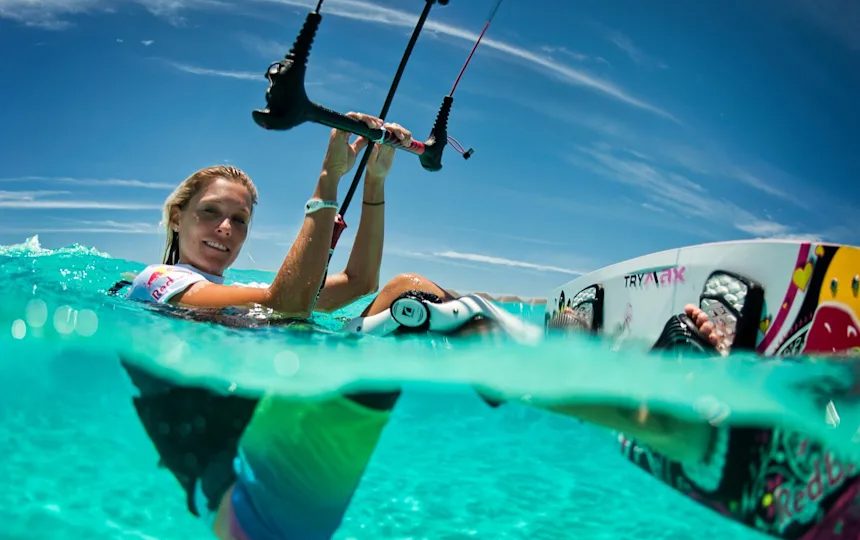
xmin=3 ymin=236 xmax=858 ymax=539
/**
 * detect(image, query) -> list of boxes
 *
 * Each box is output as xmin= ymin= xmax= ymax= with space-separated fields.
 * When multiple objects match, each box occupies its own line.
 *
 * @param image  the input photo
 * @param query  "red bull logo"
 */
xmin=151 ymin=276 xmax=175 ymax=301
xmin=146 ymin=269 xmax=166 ymax=288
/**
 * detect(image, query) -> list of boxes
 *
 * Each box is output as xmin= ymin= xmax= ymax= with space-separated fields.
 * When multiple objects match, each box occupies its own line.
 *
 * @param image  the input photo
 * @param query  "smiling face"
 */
xmin=170 ymin=177 xmax=254 ymax=276
xmin=804 ymin=247 xmax=860 ymax=355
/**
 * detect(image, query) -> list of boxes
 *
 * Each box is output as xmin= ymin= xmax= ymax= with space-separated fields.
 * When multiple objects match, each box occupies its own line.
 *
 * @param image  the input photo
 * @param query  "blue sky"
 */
xmin=1 ymin=0 xmax=858 ymax=297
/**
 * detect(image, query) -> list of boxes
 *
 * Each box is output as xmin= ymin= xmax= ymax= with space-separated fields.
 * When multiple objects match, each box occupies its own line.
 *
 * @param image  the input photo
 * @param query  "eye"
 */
xmin=233 ymin=216 xmax=248 ymax=225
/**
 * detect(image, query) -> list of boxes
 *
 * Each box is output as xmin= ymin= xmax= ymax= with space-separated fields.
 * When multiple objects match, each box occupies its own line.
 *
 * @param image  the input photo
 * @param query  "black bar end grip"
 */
xmin=251 ymin=60 xmax=311 ymax=130
xmin=419 ymin=95 xmax=453 ymax=172
xmin=252 ymin=12 xmax=321 ymax=131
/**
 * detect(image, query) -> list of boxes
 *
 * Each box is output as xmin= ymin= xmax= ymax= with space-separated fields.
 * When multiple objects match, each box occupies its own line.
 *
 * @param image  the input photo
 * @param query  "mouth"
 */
xmin=805 ymin=304 xmax=860 ymax=354
xmin=203 ymin=240 xmax=230 ymax=253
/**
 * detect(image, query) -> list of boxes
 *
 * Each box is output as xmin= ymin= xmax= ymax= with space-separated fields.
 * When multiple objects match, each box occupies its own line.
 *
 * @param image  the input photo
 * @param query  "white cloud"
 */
xmin=1 ymin=0 xmax=676 ymax=120
xmin=734 ymin=219 xmax=791 ymax=237
xmin=141 ymin=39 xmax=154 ymax=46
xmin=434 ymin=250 xmax=584 ymax=275
xmin=6 ymin=219 xmax=161 ymax=233
xmin=498 ymin=87 xmax=806 ymax=210
xmin=540 ymin=45 xmax=609 ymax=66
xmin=0 ymin=190 xmax=69 ymax=199
xmin=164 ymin=60 xmax=261 ymax=81
xmin=236 ymin=34 xmax=292 ymax=58
xmin=0 ymin=0 xmax=228 ymax=29
xmin=257 ymin=0 xmax=677 ymax=121
xmin=0 ymin=201 xmax=161 ymax=209
xmin=570 ymin=145 xmax=800 ymax=238
xmin=605 ymin=30 xmax=668 ymax=69
xmin=0 ymin=191 xmax=159 ymax=209
xmin=0 ymin=0 xmax=106 ymax=29
xmin=0 ymin=176 xmax=174 ymax=189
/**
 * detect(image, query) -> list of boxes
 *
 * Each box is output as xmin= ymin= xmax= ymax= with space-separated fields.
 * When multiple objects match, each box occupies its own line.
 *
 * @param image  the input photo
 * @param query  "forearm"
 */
xmin=313 ymin=179 xmax=384 ymax=312
xmin=344 ymin=178 xmax=384 ymax=290
xmin=265 ymin=174 xmax=339 ymax=315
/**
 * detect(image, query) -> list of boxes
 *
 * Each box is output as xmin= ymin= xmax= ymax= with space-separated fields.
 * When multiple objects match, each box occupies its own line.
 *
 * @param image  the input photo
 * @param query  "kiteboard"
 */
xmin=545 ymin=239 xmax=860 ymax=358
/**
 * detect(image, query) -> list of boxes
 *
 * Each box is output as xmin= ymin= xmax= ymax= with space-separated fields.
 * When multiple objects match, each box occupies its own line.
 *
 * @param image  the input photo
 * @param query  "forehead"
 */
xmin=194 ymin=177 xmax=253 ymax=210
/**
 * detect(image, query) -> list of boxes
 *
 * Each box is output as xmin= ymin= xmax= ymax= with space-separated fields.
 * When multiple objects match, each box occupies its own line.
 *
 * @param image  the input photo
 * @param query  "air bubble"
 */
xmin=274 ymin=351 xmax=301 ymax=376
xmin=11 ymin=319 xmax=26 ymax=340
xmin=75 ymin=309 xmax=99 ymax=337
xmin=26 ymin=299 xmax=48 ymax=328
xmin=53 ymin=306 xmax=77 ymax=335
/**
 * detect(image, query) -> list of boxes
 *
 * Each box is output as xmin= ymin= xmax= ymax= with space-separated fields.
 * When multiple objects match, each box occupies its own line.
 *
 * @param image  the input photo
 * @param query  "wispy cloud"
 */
xmin=0 ymin=0 xmax=229 ymax=29
xmin=236 ymin=34 xmax=292 ymax=58
xmin=734 ymin=219 xmax=791 ymax=237
xmin=735 ymin=220 xmax=823 ymax=242
xmin=257 ymin=0 xmax=677 ymax=121
xmin=0 ymin=0 xmax=106 ymax=30
xmin=502 ymin=89 xmax=804 ymax=207
xmin=570 ymin=145 xmax=800 ymax=238
xmin=163 ymin=60 xmax=261 ymax=81
xmin=434 ymin=251 xmax=585 ymax=275
xmin=141 ymin=39 xmax=155 ymax=46
xmin=0 ymin=191 xmax=159 ymax=210
xmin=0 ymin=175 xmax=174 ymax=189
xmin=787 ymin=0 xmax=860 ymax=52
xmin=605 ymin=29 xmax=668 ymax=69
xmin=2 ymin=0 xmax=676 ymax=120
xmin=3 ymin=219 xmax=161 ymax=234
xmin=0 ymin=190 xmax=69 ymax=199
xmin=540 ymin=45 xmax=610 ymax=66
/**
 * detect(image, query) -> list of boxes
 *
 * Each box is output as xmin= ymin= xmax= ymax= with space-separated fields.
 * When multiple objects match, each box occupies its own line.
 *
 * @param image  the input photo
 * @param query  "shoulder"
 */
xmin=127 ymin=264 xmax=209 ymax=304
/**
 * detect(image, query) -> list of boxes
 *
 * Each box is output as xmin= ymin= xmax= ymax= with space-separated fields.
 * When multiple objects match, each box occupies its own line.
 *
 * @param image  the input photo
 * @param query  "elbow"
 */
xmin=343 ymin=269 xmax=379 ymax=297
xmin=262 ymin=288 xmax=314 ymax=319
xmin=361 ymin=278 xmax=380 ymax=296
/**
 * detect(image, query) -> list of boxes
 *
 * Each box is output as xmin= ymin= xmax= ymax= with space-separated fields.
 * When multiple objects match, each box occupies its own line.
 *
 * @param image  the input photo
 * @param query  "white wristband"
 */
xmin=305 ymin=198 xmax=339 ymax=215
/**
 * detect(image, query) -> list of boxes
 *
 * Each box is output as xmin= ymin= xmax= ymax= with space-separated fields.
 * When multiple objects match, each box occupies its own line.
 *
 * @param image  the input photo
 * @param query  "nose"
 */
xmin=216 ymin=218 xmax=231 ymax=236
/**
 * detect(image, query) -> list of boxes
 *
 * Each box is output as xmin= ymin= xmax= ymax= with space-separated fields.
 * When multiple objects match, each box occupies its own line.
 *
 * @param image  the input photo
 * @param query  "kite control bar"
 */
xmin=251 ymin=6 xmax=451 ymax=172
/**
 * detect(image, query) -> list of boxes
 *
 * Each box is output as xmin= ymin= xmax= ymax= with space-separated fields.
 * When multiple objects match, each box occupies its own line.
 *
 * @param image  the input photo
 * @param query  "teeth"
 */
xmin=204 ymin=240 xmax=228 ymax=252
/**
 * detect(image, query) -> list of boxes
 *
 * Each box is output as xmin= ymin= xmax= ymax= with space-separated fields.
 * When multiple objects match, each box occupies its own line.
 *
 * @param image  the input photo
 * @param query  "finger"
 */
xmin=331 ymin=123 xmax=352 ymax=141
xmin=346 ymin=112 xmax=383 ymax=130
xmin=383 ymin=122 xmax=412 ymax=146
xmin=352 ymin=136 xmax=369 ymax=154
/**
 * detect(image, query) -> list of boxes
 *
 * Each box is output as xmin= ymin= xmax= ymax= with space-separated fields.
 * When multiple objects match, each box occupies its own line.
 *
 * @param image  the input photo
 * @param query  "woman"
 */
xmin=124 ymin=113 xmax=461 ymax=540
xmin=128 ymin=113 xmax=452 ymax=316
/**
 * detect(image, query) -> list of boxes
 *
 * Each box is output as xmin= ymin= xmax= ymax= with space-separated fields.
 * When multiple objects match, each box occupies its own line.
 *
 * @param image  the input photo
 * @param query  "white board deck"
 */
xmin=545 ymin=240 xmax=860 ymax=357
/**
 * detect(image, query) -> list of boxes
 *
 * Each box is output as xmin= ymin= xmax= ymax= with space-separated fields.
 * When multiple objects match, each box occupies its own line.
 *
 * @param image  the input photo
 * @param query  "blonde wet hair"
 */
xmin=162 ymin=165 xmax=259 ymax=264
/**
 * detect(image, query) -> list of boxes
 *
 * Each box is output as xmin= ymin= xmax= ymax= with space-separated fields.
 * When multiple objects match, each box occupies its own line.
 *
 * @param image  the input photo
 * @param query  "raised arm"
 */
xmin=172 ymin=115 xmax=380 ymax=317
xmin=315 ymin=122 xmax=412 ymax=312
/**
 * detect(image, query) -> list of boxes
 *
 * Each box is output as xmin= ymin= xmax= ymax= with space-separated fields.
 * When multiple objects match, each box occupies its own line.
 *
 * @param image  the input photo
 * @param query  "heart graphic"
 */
xmin=760 ymin=316 xmax=771 ymax=333
xmin=793 ymin=263 xmax=813 ymax=291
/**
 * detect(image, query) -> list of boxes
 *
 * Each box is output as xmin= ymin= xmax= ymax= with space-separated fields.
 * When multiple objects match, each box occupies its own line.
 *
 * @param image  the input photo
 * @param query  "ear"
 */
xmin=169 ymin=207 xmax=181 ymax=232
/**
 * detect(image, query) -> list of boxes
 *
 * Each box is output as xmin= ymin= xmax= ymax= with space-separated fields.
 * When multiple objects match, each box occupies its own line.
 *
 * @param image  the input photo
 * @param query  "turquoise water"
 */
xmin=3 ymin=236 xmax=858 ymax=539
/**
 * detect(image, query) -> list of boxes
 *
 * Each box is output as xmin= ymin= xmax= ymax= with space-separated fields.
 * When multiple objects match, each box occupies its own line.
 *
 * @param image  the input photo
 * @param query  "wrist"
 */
xmin=315 ymin=172 xmax=339 ymax=200
xmin=363 ymin=181 xmax=384 ymax=203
